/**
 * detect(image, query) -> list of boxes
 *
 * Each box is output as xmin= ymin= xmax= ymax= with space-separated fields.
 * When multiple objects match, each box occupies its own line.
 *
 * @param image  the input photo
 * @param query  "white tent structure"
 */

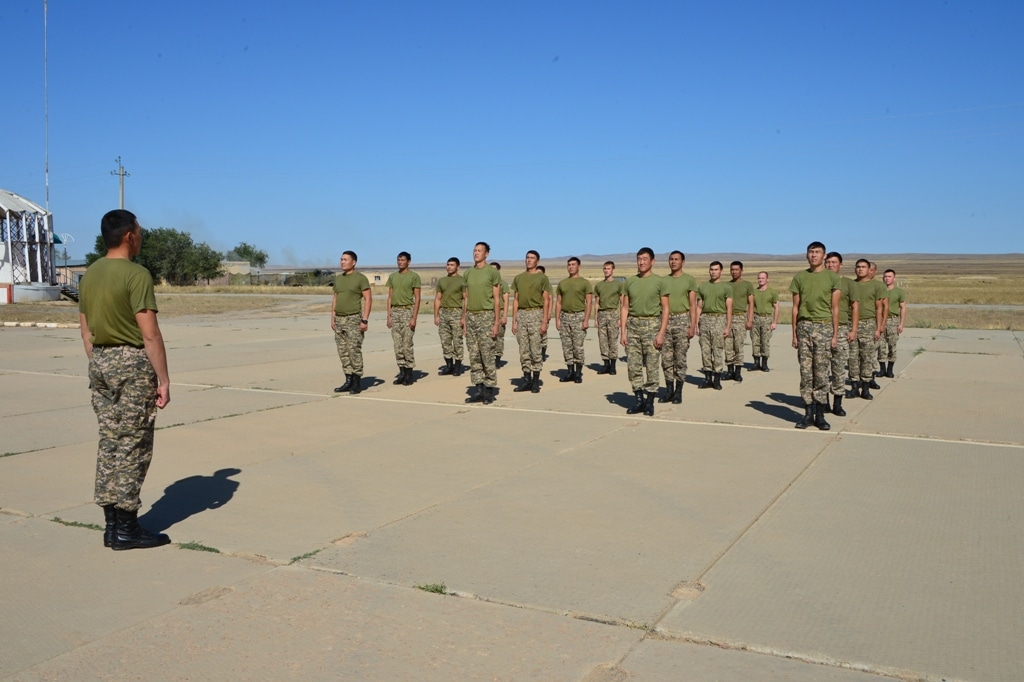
xmin=1 ymin=188 xmax=60 ymax=303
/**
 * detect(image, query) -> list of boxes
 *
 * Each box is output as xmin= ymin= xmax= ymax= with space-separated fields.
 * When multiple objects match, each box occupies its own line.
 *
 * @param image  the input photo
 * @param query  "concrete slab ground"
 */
xmin=1 ymin=315 xmax=1021 ymax=681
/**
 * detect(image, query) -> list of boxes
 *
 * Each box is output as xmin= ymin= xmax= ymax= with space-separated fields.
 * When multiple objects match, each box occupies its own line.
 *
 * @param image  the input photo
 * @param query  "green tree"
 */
xmin=226 ymin=241 xmax=268 ymax=269
xmin=85 ymin=227 xmax=224 ymax=285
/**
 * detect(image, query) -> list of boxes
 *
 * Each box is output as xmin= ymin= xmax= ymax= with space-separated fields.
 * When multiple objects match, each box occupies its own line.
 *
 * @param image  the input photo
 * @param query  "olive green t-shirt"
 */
xmin=789 ymin=269 xmax=840 ymax=322
xmin=594 ymin=279 xmax=624 ymax=310
xmin=465 ymin=264 xmax=501 ymax=312
xmin=697 ymin=280 xmax=732 ymax=315
xmin=333 ymin=271 xmax=371 ymax=315
xmin=855 ymin=279 xmax=887 ymax=319
xmin=436 ymin=274 xmax=466 ymax=309
xmin=836 ymin=277 xmax=857 ymax=325
xmin=752 ymin=288 xmax=779 ymax=316
xmin=886 ymin=287 xmax=906 ymax=317
xmin=556 ymin=276 xmax=593 ymax=313
xmin=511 ymin=271 xmax=551 ymax=309
xmin=728 ymin=279 xmax=755 ymax=314
xmin=662 ymin=273 xmax=698 ymax=314
xmin=78 ymin=257 xmax=158 ymax=347
xmin=625 ymin=273 xmax=664 ymax=317
xmin=386 ymin=270 xmax=421 ymax=307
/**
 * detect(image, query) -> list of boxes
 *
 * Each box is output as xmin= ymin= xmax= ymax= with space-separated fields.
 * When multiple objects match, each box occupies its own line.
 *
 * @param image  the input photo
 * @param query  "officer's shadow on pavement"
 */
xmin=748 ymin=392 xmax=805 ymax=424
xmin=139 ymin=467 xmax=242 ymax=533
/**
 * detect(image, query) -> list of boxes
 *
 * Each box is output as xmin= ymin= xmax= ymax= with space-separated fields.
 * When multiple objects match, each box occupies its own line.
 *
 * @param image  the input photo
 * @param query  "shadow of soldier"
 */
xmin=139 ymin=468 xmax=242 ymax=533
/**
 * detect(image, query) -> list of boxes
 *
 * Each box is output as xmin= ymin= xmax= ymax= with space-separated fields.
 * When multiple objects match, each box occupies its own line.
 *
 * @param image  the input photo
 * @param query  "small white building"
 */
xmin=1 ymin=188 xmax=59 ymax=303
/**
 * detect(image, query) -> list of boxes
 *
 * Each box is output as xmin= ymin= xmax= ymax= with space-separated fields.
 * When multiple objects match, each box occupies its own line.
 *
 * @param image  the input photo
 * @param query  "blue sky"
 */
xmin=4 ymin=1 xmax=1022 ymax=266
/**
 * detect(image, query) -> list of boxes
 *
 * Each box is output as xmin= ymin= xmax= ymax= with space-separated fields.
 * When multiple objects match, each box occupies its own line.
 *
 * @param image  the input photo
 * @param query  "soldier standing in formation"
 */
xmin=790 ymin=241 xmax=840 ymax=430
xmin=511 ymin=250 xmax=551 ymax=394
xmin=491 ymin=262 xmax=511 ymax=368
xmin=824 ymin=253 xmax=858 ymax=417
xmin=696 ymin=261 xmax=733 ymax=390
xmin=554 ymin=256 xmax=593 ymax=384
xmin=880 ymin=268 xmax=907 ymax=378
xmin=332 ymin=250 xmax=372 ymax=395
xmin=848 ymin=258 xmax=888 ymax=400
xmin=462 ymin=242 xmax=502 ymax=404
xmin=79 ymin=209 xmax=172 ymax=550
xmin=593 ymin=261 xmax=623 ymax=375
xmin=620 ymin=247 xmax=669 ymax=416
xmin=750 ymin=271 xmax=779 ymax=372
xmin=725 ymin=261 xmax=754 ymax=382
xmin=386 ymin=251 xmax=421 ymax=386
xmin=658 ymin=250 xmax=697 ymax=404
xmin=434 ymin=257 xmax=466 ymax=376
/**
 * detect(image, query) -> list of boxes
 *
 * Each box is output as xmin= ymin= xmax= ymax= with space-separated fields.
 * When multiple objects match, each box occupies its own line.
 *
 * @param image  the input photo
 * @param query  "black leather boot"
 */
xmin=349 ymin=374 xmax=363 ymax=395
xmin=734 ymin=365 xmax=743 ymax=382
xmin=643 ymin=391 xmax=656 ymax=416
xmin=752 ymin=357 xmax=761 ymax=371
xmin=761 ymin=358 xmax=770 ymax=372
xmin=846 ymin=381 xmax=859 ymax=399
xmin=334 ymin=374 xmax=353 ymax=393
xmin=452 ymin=361 xmax=464 ymax=376
xmin=403 ymin=367 xmax=415 ymax=385
xmin=885 ymin=361 xmax=895 ymax=378
xmin=713 ymin=373 xmax=722 ymax=390
xmin=466 ymin=384 xmax=486 ymax=403
xmin=724 ymin=365 xmax=735 ymax=381
xmin=814 ymin=402 xmax=831 ymax=431
xmin=659 ymin=381 xmax=675 ymax=403
xmin=531 ymin=371 xmax=541 ymax=393
xmin=597 ymin=359 xmax=609 ymax=375
xmin=393 ymin=368 xmax=406 ymax=385
xmin=111 ymin=508 xmax=170 ymax=551
xmin=831 ymin=394 xmax=846 ymax=417
xmin=560 ymin=366 xmax=575 ymax=382
xmin=795 ymin=404 xmax=813 ymax=429
xmin=608 ymin=359 xmax=617 ymax=375
xmin=860 ymin=382 xmax=873 ymax=400
xmin=699 ymin=372 xmax=713 ymax=389
xmin=103 ymin=504 xmax=116 ymax=548
xmin=514 ymin=373 xmax=533 ymax=392
xmin=481 ymin=385 xmax=495 ymax=405
xmin=672 ymin=381 xmax=683 ymax=404
xmin=574 ymin=364 xmax=583 ymax=383
xmin=868 ymin=378 xmax=881 ymax=390
xmin=626 ymin=390 xmax=645 ymax=414
xmin=439 ymin=358 xmax=453 ymax=375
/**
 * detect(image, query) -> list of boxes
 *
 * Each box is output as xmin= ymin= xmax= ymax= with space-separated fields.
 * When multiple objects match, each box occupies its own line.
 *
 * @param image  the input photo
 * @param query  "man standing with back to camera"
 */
xmin=79 ymin=209 xmax=171 ymax=551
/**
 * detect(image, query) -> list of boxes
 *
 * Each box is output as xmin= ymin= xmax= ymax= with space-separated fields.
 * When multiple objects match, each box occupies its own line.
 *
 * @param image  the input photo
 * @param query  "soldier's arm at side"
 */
xmin=791 ymin=292 xmax=800 ymax=347
xmin=79 ymin=313 xmax=94 ymax=358
xmin=137 ymin=309 xmax=171 ymax=409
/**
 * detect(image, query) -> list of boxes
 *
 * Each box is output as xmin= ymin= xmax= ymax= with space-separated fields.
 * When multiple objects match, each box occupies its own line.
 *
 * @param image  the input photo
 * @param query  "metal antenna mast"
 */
xmin=111 ymin=156 xmax=130 ymax=208
xmin=43 ymin=0 xmax=50 ymax=209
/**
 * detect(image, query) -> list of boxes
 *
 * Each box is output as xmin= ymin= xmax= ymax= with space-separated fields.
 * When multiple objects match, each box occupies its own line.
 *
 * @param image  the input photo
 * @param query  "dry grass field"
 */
xmin=3 ymin=255 xmax=1022 ymax=330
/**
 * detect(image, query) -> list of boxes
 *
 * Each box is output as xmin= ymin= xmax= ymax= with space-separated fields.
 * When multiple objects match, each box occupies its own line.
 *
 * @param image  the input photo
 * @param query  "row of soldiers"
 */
xmin=329 ymin=243 xmax=907 ymax=422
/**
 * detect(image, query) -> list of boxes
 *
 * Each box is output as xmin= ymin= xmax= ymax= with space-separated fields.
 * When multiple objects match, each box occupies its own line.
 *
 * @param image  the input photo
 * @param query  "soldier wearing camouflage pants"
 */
xmin=696 ymin=261 xmax=733 ymax=390
xmin=593 ymin=261 xmax=624 ymax=375
xmin=825 ymin=253 xmax=858 ymax=417
xmin=789 ymin=241 xmax=841 ymax=430
xmin=620 ymin=247 xmax=668 ymax=416
xmin=462 ymin=242 xmax=502 ymax=404
xmin=724 ymin=261 xmax=755 ymax=381
xmin=848 ymin=258 xmax=888 ymax=401
xmin=511 ymin=250 xmax=552 ymax=393
xmin=332 ymin=250 xmax=372 ymax=395
xmin=491 ymin=262 xmax=510 ymax=367
xmin=79 ymin=209 xmax=171 ymax=551
xmin=386 ymin=251 xmax=422 ymax=386
xmin=555 ymin=256 xmax=593 ymax=384
xmin=879 ymin=268 xmax=906 ymax=378
xmin=434 ymin=257 xmax=466 ymax=376
xmin=750 ymin=271 xmax=780 ymax=372
xmin=659 ymin=251 xmax=697 ymax=404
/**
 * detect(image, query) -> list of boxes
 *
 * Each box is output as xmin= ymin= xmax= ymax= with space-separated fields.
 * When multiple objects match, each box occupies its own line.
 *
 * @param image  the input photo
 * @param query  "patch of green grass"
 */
xmin=289 ymin=548 xmax=323 ymax=564
xmin=2 ymin=452 xmax=18 ymax=458
xmin=51 ymin=517 xmax=103 ymax=531
xmin=914 ymin=347 xmax=926 ymax=356
xmin=415 ymin=582 xmax=447 ymax=595
xmin=179 ymin=541 xmax=220 ymax=553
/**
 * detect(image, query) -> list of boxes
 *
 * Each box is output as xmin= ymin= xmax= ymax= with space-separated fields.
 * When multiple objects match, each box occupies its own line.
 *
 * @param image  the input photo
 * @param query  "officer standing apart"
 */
xmin=695 ymin=261 xmax=733 ymax=390
xmin=620 ymin=247 xmax=669 ymax=416
xmin=879 ymin=269 xmax=907 ymax=378
xmin=725 ymin=261 xmax=754 ymax=382
xmin=750 ymin=271 xmax=779 ymax=372
xmin=331 ymin=250 xmax=372 ymax=395
xmin=659 ymin=250 xmax=698 ymax=404
xmin=79 ymin=209 xmax=171 ymax=551
xmin=511 ymin=250 xmax=552 ymax=393
xmin=593 ymin=261 xmax=624 ymax=375
xmin=555 ymin=256 xmax=593 ymax=384
xmin=434 ymin=258 xmax=466 ymax=376
xmin=462 ymin=241 xmax=502 ymax=404
xmin=386 ymin=251 xmax=421 ymax=386
xmin=790 ymin=241 xmax=841 ymax=430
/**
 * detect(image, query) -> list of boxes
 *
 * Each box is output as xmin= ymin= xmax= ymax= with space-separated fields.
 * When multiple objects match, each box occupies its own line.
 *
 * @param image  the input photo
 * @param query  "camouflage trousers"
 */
xmin=849 ymin=320 xmax=878 ymax=382
xmin=438 ymin=307 xmax=463 ymax=361
xmin=516 ymin=308 xmax=545 ymax=372
xmin=725 ymin=317 xmax=747 ymax=365
xmin=626 ymin=316 xmax=661 ymax=392
xmin=879 ymin=317 xmax=900 ymax=362
xmin=699 ymin=314 xmax=727 ymax=373
xmin=89 ymin=346 xmax=157 ymax=512
xmin=465 ymin=311 xmax=497 ymax=387
xmin=830 ymin=324 xmax=851 ymax=395
xmin=495 ymin=323 xmax=507 ymax=358
xmin=751 ymin=314 xmax=774 ymax=357
xmin=334 ymin=313 xmax=365 ymax=374
xmin=597 ymin=309 xmax=619 ymax=360
xmin=559 ymin=311 xmax=587 ymax=365
xmin=390 ymin=306 xmax=415 ymax=368
xmin=661 ymin=313 xmax=691 ymax=382
xmin=797 ymin=320 xmax=832 ymax=405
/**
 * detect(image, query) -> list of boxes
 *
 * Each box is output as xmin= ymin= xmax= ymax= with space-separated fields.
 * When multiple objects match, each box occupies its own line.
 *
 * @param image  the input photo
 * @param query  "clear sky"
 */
xmin=4 ymin=1 xmax=1022 ymax=266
